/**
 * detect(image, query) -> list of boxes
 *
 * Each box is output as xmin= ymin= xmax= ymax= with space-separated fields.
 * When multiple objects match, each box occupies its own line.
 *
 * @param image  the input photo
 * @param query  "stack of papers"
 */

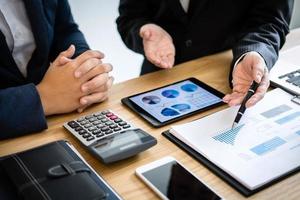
xmin=170 ymin=89 xmax=300 ymax=190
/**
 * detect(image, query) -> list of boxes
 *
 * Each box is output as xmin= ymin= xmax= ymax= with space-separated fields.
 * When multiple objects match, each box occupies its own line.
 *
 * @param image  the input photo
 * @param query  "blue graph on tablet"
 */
xmin=129 ymin=80 xmax=222 ymax=122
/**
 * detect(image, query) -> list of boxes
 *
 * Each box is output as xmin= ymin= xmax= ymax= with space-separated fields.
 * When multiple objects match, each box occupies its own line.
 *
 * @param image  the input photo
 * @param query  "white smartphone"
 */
xmin=136 ymin=156 xmax=223 ymax=200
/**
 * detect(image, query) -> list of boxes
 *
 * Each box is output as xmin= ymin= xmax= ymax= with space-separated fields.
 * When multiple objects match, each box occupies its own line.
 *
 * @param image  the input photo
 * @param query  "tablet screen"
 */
xmin=129 ymin=80 xmax=223 ymax=123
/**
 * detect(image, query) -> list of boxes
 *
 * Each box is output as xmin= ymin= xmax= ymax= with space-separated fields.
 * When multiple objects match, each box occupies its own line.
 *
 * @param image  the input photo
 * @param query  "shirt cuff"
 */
xmin=233 ymin=51 xmax=268 ymax=70
xmin=233 ymin=52 xmax=249 ymax=69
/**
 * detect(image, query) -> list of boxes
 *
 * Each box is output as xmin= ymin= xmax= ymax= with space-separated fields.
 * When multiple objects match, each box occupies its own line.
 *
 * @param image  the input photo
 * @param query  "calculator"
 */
xmin=64 ymin=110 xmax=157 ymax=163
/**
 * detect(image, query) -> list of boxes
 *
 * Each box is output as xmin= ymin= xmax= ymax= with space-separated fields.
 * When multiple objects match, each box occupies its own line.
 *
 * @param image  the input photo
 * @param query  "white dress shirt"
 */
xmin=179 ymin=0 xmax=190 ymax=13
xmin=0 ymin=0 xmax=36 ymax=77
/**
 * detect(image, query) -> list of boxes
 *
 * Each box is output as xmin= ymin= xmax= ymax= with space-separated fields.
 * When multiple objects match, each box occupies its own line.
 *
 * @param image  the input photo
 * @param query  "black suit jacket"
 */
xmin=116 ymin=0 xmax=293 ymax=75
xmin=0 ymin=0 xmax=89 ymax=139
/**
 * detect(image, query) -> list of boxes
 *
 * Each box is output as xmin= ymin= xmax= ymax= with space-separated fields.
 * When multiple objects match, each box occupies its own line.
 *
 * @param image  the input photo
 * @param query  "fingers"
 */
xmin=246 ymin=70 xmax=270 ymax=107
xmin=52 ymin=45 xmax=75 ymax=66
xmin=160 ymin=54 xmax=174 ymax=68
xmin=81 ymin=63 xmax=113 ymax=82
xmin=77 ymin=91 xmax=108 ymax=113
xmin=222 ymin=92 xmax=245 ymax=106
xmin=74 ymin=58 xmax=101 ymax=78
xmin=167 ymin=54 xmax=175 ymax=68
xmin=224 ymin=68 xmax=270 ymax=108
xmin=78 ymin=77 xmax=114 ymax=112
xmin=140 ymin=29 xmax=151 ymax=39
xmin=252 ymin=62 xmax=265 ymax=83
xmin=81 ymin=73 xmax=109 ymax=93
xmin=73 ymin=50 xmax=105 ymax=67
xmin=77 ymin=77 xmax=114 ymax=112
xmin=146 ymin=51 xmax=174 ymax=69
xmin=60 ymin=45 xmax=76 ymax=58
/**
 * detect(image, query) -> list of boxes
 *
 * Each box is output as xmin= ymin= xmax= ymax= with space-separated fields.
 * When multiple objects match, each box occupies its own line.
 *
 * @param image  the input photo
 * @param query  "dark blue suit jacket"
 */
xmin=0 ymin=0 xmax=89 ymax=139
xmin=117 ymin=0 xmax=293 ymax=75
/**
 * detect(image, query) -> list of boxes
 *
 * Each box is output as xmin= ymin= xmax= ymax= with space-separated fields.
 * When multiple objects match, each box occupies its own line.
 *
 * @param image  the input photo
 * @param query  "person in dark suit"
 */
xmin=0 ymin=0 xmax=114 ymax=139
xmin=117 ymin=0 xmax=293 ymax=107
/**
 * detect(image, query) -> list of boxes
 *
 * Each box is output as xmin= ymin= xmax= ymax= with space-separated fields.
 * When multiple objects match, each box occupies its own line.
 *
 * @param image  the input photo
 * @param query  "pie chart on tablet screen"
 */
xmin=142 ymin=96 xmax=161 ymax=105
xmin=181 ymin=83 xmax=198 ymax=92
xmin=162 ymin=90 xmax=179 ymax=98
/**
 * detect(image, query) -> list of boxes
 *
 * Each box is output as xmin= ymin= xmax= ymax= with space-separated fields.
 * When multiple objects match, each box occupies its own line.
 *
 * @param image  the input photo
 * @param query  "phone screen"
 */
xmin=141 ymin=160 xmax=221 ymax=200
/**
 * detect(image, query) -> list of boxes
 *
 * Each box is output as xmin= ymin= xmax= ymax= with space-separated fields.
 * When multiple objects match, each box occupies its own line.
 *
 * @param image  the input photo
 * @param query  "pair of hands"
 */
xmin=37 ymin=45 xmax=113 ymax=116
xmin=140 ymin=24 xmax=270 ymax=107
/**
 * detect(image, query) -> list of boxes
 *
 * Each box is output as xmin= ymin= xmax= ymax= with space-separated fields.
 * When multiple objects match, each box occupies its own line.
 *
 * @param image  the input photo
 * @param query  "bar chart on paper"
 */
xmin=212 ymin=124 xmax=245 ymax=145
xmin=169 ymin=89 xmax=300 ymax=190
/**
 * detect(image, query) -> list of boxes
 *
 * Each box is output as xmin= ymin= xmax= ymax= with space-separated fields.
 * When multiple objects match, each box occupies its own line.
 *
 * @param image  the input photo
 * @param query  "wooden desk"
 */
xmin=0 ymin=51 xmax=299 ymax=200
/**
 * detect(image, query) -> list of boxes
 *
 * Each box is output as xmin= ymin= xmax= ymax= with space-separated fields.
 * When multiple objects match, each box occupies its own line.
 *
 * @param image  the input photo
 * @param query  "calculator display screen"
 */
xmin=129 ymin=80 xmax=222 ymax=123
xmin=94 ymin=129 xmax=147 ymax=150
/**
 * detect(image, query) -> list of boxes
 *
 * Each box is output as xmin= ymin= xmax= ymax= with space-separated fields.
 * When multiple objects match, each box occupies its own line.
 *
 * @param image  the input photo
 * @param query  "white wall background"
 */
xmin=69 ymin=0 xmax=300 ymax=83
xmin=68 ymin=0 xmax=143 ymax=83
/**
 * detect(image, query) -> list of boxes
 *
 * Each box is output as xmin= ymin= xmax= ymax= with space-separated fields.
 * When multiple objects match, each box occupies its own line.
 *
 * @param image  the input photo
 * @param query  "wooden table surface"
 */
xmin=0 ymin=51 xmax=299 ymax=200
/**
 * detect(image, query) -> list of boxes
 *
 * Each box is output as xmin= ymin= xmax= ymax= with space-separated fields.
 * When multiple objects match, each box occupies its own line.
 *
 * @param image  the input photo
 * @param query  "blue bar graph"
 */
xmin=275 ymin=112 xmax=300 ymax=125
xmin=251 ymin=137 xmax=286 ymax=156
xmin=261 ymin=104 xmax=291 ymax=118
xmin=212 ymin=124 xmax=244 ymax=145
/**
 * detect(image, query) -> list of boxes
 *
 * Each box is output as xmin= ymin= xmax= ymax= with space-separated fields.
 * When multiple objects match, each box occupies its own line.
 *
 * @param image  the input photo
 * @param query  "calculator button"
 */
xmin=123 ymin=124 xmax=131 ymax=129
xmin=80 ymin=120 xmax=88 ymax=125
xmin=93 ymin=113 xmax=102 ymax=117
xmin=86 ymin=136 xmax=95 ymax=141
xmin=118 ymin=121 xmax=127 ymax=126
xmin=97 ymin=124 xmax=105 ymax=129
xmin=97 ymin=116 xmax=105 ymax=120
xmin=101 ymin=119 xmax=108 ymax=123
xmin=105 ymin=121 xmax=113 ymax=126
xmin=101 ymin=126 xmax=109 ymax=131
xmin=92 ymin=130 xmax=101 ymax=135
xmin=84 ymin=124 xmax=92 ymax=128
xmin=106 ymin=112 xmax=113 ymax=117
xmin=85 ymin=115 xmax=94 ymax=120
xmin=96 ymin=133 xmax=104 ymax=138
xmin=78 ymin=130 xmax=87 ymax=135
xmin=68 ymin=121 xmax=79 ymax=128
xmin=113 ymin=127 xmax=121 ymax=132
xmin=82 ymin=133 xmax=91 ymax=138
xmin=109 ymin=115 xmax=118 ymax=120
xmin=105 ymin=130 xmax=113 ymax=134
xmin=110 ymin=124 xmax=118 ymax=129
xmin=75 ymin=127 xmax=83 ymax=131
xmin=76 ymin=117 xmax=85 ymax=122
xmin=93 ymin=121 xmax=101 ymax=125
xmin=101 ymin=110 xmax=109 ymax=115
xmin=89 ymin=117 xmax=97 ymax=122
xmin=88 ymin=127 xmax=97 ymax=131
xmin=114 ymin=118 xmax=122 ymax=123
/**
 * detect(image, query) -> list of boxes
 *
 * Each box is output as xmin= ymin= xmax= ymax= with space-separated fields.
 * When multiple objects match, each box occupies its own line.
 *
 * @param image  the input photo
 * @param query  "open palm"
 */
xmin=140 ymin=24 xmax=175 ymax=68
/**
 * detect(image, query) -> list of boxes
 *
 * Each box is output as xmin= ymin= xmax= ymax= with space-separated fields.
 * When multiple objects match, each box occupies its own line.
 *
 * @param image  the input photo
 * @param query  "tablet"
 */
xmin=121 ymin=78 xmax=225 ymax=127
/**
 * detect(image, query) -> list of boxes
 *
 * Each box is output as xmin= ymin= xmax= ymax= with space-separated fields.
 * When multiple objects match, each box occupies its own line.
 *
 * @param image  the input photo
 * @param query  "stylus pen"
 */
xmin=231 ymin=81 xmax=259 ymax=129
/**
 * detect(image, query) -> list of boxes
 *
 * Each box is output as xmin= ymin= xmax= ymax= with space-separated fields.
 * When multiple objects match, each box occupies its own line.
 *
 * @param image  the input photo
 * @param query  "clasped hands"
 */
xmin=140 ymin=23 xmax=270 ymax=107
xmin=37 ymin=45 xmax=113 ymax=116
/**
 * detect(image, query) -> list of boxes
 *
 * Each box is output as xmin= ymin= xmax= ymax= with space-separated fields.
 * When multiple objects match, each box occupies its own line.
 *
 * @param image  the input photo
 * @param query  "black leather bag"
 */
xmin=0 ymin=141 xmax=117 ymax=200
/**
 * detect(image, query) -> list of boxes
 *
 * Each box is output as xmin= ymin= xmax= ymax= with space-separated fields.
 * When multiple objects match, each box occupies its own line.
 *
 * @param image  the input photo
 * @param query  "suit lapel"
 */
xmin=23 ymin=0 xmax=49 ymax=82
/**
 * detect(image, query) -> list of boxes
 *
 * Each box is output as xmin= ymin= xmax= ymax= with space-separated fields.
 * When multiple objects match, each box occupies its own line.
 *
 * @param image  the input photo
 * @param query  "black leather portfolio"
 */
xmin=0 ymin=140 xmax=122 ymax=200
xmin=162 ymin=130 xmax=300 ymax=197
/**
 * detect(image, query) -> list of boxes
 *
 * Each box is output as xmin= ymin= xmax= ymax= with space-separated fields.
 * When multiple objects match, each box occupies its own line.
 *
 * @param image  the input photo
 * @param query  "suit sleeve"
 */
xmin=0 ymin=84 xmax=47 ymax=139
xmin=50 ymin=0 xmax=90 ymax=60
xmin=232 ymin=0 xmax=294 ymax=71
xmin=116 ymin=0 xmax=152 ymax=54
